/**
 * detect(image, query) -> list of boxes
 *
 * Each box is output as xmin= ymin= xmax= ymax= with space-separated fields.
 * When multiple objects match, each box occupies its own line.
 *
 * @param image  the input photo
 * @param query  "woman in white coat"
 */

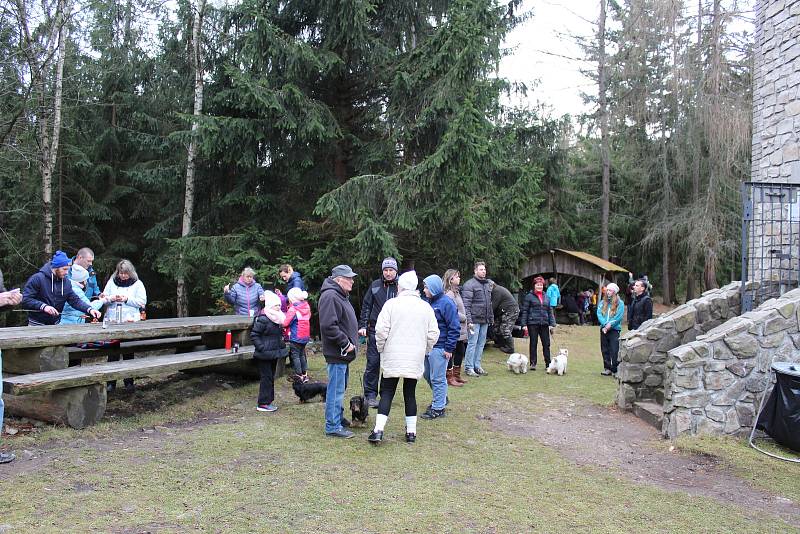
xmin=103 ymin=259 xmax=147 ymax=391
xmin=368 ymin=271 xmax=439 ymax=445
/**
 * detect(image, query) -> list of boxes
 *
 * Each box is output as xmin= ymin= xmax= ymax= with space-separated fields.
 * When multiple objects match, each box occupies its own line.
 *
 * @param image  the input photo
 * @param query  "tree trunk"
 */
xmin=598 ymin=0 xmax=610 ymax=261
xmin=177 ymin=0 xmax=207 ymax=318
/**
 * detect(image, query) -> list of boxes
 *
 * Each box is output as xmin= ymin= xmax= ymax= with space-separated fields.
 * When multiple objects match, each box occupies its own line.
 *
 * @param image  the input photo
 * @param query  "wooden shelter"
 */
xmin=519 ymin=249 xmax=628 ymax=290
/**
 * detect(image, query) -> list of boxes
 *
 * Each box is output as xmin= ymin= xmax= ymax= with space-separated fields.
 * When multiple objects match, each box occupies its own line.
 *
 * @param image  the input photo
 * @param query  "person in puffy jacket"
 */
xmin=520 ymin=276 xmax=556 ymax=371
xmin=627 ymin=279 xmax=653 ymax=330
xmin=421 ymin=274 xmax=459 ymax=420
xmin=283 ymin=287 xmax=312 ymax=382
xmin=21 ymin=250 xmax=101 ymax=326
xmin=462 ymin=261 xmax=493 ymax=377
xmin=103 ymin=259 xmax=147 ymax=391
xmin=368 ymin=271 xmax=438 ymax=444
xmin=61 ymin=265 xmax=106 ymax=325
xmin=223 ymin=267 xmax=265 ymax=317
xmin=598 ymin=283 xmax=625 ymax=376
xmin=251 ymin=291 xmax=288 ymax=412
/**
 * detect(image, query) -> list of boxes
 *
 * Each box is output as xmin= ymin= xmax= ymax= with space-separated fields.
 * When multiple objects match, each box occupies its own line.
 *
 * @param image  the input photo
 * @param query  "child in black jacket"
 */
xmin=251 ymin=291 xmax=288 ymax=412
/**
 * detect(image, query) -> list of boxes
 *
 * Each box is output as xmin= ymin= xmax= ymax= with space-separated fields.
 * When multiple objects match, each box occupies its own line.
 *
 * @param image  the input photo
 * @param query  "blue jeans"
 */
xmin=424 ymin=348 xmax=449 ymax=410
xmin=325 ymin=363 xmax=349 ymax=433
xmin=464 ymin=323 xmax=489 ymax=371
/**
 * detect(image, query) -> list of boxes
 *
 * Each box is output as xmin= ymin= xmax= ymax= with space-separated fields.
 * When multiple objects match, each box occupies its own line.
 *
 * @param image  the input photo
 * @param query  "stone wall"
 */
xmin=662 ymin=288 xmax=800 ymax=438
xmin=751 ymin=0 xmax=800 ymax=183
xmin=616 ymin=282 xmax=742 ymax=410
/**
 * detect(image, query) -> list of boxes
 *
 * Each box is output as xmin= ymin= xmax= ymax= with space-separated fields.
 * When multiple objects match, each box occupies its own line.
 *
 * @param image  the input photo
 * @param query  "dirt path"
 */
xmin=488 ymin=394 xmax=800 ymax=528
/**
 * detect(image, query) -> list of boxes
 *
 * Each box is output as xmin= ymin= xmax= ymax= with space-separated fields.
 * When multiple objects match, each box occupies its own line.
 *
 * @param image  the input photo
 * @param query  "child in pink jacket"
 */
xmin=283 ymin=287 xmax=312 ymax=382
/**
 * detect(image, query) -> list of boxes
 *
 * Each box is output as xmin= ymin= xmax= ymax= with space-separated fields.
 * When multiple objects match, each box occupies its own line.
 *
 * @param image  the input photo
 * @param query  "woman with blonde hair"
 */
xmin=443 ymin=269 xmax=467 ymax=386
xmin=223 ymin=267 xmax=265 ymax=317
xmin=597 ymin=282 xmax=625 ymax=376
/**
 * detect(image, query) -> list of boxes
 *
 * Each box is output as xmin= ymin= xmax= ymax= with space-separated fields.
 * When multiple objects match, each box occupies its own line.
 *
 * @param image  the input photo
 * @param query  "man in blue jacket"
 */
xmin=422 ymin=274 xmax=460 ymax=419
xmin=70 ymin=247 xmax=100 ymax=300
xmin=279 ymin=264 xmax=306 ymax=291
xmin=22 ymin=250 xmax=101 ymax=326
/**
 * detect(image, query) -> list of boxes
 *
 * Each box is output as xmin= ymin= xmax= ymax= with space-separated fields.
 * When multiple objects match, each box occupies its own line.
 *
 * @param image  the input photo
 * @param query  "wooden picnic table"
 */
xmin=0 ymin=315 xmax=256 ymax=428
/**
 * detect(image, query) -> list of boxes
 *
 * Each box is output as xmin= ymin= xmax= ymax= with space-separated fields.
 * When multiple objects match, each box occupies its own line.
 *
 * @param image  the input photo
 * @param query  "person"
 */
xmin=462 ymin=261 xmax=493 ymax=377
xmin=589 ymin=289 xmax=598 ymax=325
xmin=368 ymin=271 xmax=438 ymax=444
xmin=319 ymin=265 xmax=359 ymax=439
xmin=520 ymin=276 xmax=556 ymax=371
xmin=561 ymin=292 xmax=581 ymax=325
xmin=489 ymin=282 xmax=520 ymax=354
xmin=70 ymin=247 xmax=100 ymax=300
xmin=103 ymin=259 xmax=147 ymax=391
xmin=0 ymin=271 xmax=23 ymax=464
xmin=279 ymin=264 xmax=306 ymax=291
xmin=546 ymin=277 xmax=561 ymax=308
xmin=251 ymin=291 xmax=288 ymax=412
xmin=627 ymin=279 xmax=653 ymax=331
xmin=22 ymin=250 xmax=102 ymax=326
xmin=443 ymin=269 xmax=467 ymax=386
xmin=421 ymin=274 xmax=459 ymax=420
xmin=576 ymin=290 xmax=588 ymax=325
xmin=60 ymin=265 xmax=106 ymax=324
xmin=283 ymin=287 xmax=312 ymax=382
xmin=223 ymin=267 xmax=265 ymax=317
xmin=598 ymin=283 xmax=625 ymax=376
xmin=358 ymin=257 xmax=399 ymax=407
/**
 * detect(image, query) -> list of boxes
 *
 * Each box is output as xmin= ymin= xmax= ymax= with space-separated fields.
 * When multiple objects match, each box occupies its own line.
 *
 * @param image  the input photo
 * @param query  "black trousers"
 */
xmin=447 ymin=340 xmax=467 ymax=369
xmin=600 ymin=329 xmax=620 ymax=373
xmin=107 ymin=353 xmax=134 ymax=387
xmin=527 ymin=324 xmax=551 ymax=367
xmin=377 ymin=376 xmax=417 ymax=417
xmin=289 ymin=341 xmax=308 ymax=375
xmin=255 ymin=358 xmax=278 ymax=405
xmin=363 ymin=330 xmax=381 ymax=399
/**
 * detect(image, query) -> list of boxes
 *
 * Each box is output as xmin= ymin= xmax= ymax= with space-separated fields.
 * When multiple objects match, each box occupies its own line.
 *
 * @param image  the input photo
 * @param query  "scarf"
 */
xmin=263 ymin=307 xmax=286 ymax=325
xmin=113 ymin=275 xmax=137 ymax=288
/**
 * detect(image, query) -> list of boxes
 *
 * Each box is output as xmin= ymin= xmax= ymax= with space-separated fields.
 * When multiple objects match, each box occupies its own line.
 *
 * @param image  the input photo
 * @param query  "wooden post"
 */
xmin=4 ymin=384 xmax=106 ymax=429
xmin=2 ymin=346 xmax=69 ymax=373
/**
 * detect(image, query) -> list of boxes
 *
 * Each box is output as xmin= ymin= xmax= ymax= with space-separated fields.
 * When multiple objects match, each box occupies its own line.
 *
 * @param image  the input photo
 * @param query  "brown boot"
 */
xmin=446 ymin=368 xmax=461 ymax=387
xmin=453 ymin=365 xmax=467 ymax=385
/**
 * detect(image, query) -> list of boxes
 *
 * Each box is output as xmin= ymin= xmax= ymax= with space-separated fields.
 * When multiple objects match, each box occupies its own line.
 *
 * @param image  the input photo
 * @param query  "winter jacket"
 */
xmin=546 ymin=283 xmax=561 ymax=307
xmin=520 ymin=291 xmax=555 ymax=327
xmin=283 ymin=300 xmax=312 ymax=343
xmin=103 ymin=276 xmax=147 ymax=322
xmin=597 ymin=298 xmax=625 ymax=331
xmin=61 ymin=280 xmax=104 ymax=325
xmin=445 ymin=288 xmax=468 ymax=341
xmin=491 ymin=284 xmax=519 ymax=316
xmin=285 ymin=271 xmax=306 ymax=291
xmin=251 ymin=313 xmax=288 ymax=360
xmin=627 ymin=293 xmax=653 ymax=330
xmin=562 ymin=294 xmax=580 ymax=314
xmin=318 ymin=277 xmax=359 ymax=364
xmin=426 ymin=292 xmax=460 ymax=353
xmin=69 ymin=259 xmax=100 ymax=299
xmin=462 ymin=276 xmax=493 ymax=325
xmin=359 ymin=277 xmax=398 ymax=330
xmin=22 ymin=262 xmax=93 ymax=326
xmin=224 ymin=278 xmax=265 ymax=317
xmin=374 ymin=291 xmax=439 ymax=379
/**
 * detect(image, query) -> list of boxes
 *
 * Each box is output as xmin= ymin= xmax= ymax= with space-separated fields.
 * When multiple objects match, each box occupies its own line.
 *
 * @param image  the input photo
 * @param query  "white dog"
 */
xmin=547 ymin=348 xmax=569 ymax=376
xmin=506 ymin=352 xmax=529 ymax=374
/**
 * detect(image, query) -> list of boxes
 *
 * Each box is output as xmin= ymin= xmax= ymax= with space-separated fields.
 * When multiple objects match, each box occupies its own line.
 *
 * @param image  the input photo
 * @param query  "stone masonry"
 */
xmin=616 ymin=282 xmax=742 ymax=410
xmin=751 ymin=0 xmax=800 ymax=183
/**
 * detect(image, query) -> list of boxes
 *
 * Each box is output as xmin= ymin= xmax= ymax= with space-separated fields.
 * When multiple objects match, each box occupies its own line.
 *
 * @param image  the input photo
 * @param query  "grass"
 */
xmin=1 ymin=325 xmax=798 ymax=533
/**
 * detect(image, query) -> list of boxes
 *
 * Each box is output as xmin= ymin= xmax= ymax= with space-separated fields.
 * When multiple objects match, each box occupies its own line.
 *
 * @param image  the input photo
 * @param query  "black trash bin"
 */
xmin=754 ymin=362 xmax=800 ymax=453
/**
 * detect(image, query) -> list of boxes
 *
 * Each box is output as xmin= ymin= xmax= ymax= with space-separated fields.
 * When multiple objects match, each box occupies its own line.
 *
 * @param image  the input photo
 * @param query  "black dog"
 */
xmin=349 ymin=395 xmax=369 ymax=427
xmin=292 ymin=380 xmax=327 ymax=403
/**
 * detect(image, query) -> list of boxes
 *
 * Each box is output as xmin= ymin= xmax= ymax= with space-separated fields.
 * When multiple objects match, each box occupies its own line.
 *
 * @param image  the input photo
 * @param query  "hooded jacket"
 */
xmin=318 ymin=277 xmax=359 ymax=364
xmin=283 ymin=300 xmax=312 ymax=343
xmin=61 ymin=280 xmax=104 ymax=324
xmin=224 ymin=278 xmax=265 ymax=317
xmin=490 ymin=284 xmax=519 ymax=316
xmin=424 ymin=275 xmax=460 ymax=352
xmin=22 ymin=262 xmax=93 ymax=325
xmin=285 ymin=271 xmax=305 ymax=291
xmin=251 ymin=310 xmax=288 ymax=360
xmin=359 ymin=276 xmax=398 ymax=330
xmin=374 ymin=289 xmax=439 ymax=379
xmin=462 ymin=276 xmax=494 ymax=325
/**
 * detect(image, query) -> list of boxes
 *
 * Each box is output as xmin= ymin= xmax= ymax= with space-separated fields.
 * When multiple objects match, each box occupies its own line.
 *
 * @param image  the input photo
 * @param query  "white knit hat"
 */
xmin=605 ymin=282 xmax=620 ymax=294
xmin=398 ymin=271 xmax=418 ymax=292
xmin=287 ymin=287 xmax=308 ymax=302
xmin=263 ymin=290 xmax=281 ymax=309
xmin=70 ymin=264 xmax=89 ymax=283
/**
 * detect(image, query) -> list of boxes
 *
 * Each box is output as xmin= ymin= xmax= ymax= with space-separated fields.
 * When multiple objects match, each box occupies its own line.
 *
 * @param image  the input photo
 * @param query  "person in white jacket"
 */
xmin=103 ymin=259 xmax=147 ymax=392
xmin=368 ymin=271 xmax=439 ymax=445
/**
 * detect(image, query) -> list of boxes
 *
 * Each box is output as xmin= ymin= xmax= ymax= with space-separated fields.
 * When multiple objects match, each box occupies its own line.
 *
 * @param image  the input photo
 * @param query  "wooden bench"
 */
xmin=66 ymin=335 xmax=204 ymax=362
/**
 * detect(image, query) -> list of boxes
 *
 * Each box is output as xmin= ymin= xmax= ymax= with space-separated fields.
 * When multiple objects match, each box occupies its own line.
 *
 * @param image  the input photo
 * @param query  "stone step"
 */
xmin=633 ymin=401 xmax=664 ymax=430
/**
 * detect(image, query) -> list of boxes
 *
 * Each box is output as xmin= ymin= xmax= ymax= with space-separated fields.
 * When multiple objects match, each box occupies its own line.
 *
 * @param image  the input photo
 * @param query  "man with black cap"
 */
xmin=21 ymin=250 xmax=101 ymax=326
xmin=319 ymin=264 xmax=359 ymax=438
xmin=358 ymin=257 xmax=398 ymax=407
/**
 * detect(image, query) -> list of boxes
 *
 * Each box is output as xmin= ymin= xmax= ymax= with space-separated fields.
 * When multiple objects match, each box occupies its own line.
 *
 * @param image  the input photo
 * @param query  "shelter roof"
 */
xmin=555 ymin=249 xmax=628 ymax=273
xmin=519 ymin=249 xmax=628 ymax=285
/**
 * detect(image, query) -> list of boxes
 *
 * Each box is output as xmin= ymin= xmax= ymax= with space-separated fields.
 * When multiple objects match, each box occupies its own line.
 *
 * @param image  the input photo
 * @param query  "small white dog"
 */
xmin=506 ymin=352 xmax=529 ymax=374
xmin=547 ymin=348 xmax=569 ymax=376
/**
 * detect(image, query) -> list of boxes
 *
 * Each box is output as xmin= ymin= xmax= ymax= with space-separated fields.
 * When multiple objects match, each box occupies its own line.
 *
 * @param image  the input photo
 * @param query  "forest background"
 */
xmin=0 ymin=0 xmax=753 ymax=322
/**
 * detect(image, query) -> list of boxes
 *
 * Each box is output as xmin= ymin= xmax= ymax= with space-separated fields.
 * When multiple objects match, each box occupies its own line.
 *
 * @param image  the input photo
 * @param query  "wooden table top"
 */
xmin=0 ymin=315 xmax=254 ymax=350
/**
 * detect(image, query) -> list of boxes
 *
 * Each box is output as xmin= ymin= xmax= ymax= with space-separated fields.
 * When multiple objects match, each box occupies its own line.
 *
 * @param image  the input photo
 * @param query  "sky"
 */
xmin=499 ymin=0 xmax=599 ymax=117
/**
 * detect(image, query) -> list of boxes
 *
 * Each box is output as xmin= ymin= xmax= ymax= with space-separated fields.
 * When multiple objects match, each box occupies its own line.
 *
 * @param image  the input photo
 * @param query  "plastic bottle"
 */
xmin=225 ymin=330 xmax=232 ymax=351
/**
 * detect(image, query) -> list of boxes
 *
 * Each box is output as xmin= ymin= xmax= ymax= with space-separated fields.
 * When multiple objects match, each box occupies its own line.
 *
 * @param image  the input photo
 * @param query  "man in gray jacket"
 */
xmin=462 ymin=261 xmax=493 ymax=377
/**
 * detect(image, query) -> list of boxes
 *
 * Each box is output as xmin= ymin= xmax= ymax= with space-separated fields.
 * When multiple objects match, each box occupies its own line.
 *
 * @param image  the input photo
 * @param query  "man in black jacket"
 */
xmin=490 ymin=282 xmax=519 ymax=354
xmin=0 ymin=269 xmax=23 ymax=463
xmin=358 ymin=257 xmax=398 ymax=407
xmin=628 ymin=279 xmax=653 ymax=330
xmin=320 ymin=265 xmax=359 ymax=438
xmin=462 ymin=261 xmax=493 ymax=376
